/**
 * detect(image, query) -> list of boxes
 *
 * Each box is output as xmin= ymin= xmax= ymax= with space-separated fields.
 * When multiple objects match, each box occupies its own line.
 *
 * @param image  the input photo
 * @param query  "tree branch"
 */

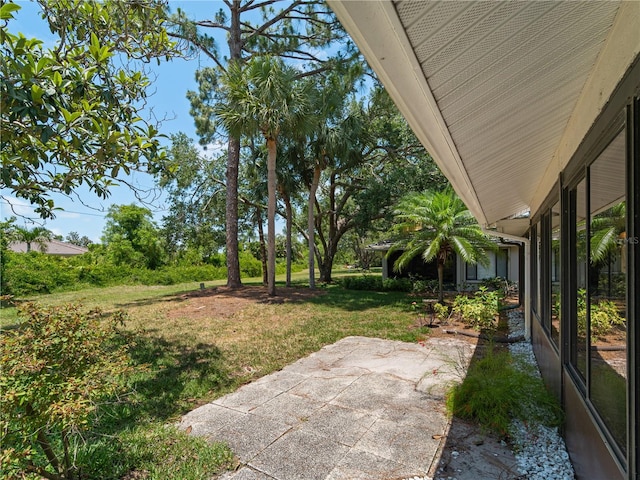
xmin=244 ymin=1 xmax=303 ymax=43
xmin=167 ymin=32 xmax=226 ymax=70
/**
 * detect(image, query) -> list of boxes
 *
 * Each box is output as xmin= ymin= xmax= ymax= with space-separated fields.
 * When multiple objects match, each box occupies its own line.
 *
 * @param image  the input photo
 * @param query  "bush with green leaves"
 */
xmin=382 ymin=277 xmax=412 ymax=292
xmin=2 ymin=251 xmax=78 ymax=295
xmin=433 ymin=302 xmax=450 ymax=322
xmin=0 ymin=303 xmax=136 ymax=479
xmin=340 ymin=275 xmax=415 ymax=292
xmin=410 ymin=278 xmax=439 ymax=295
xmin=446 ymin=347 xmax=562 ymax=438
xmin=576 ymin=289 xmax=625 ymax=342
xmin=452 ymin=286 xmax=500 ymax=330
xmin=339 ymin=275 xmax=383 ymax=291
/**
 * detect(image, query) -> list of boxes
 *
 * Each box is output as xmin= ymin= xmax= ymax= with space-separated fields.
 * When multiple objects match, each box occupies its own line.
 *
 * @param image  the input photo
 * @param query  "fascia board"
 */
xmin=327 ymin=0 xmax=488 ymax=226
xmin=530 ymin=1 xmax=638 ymax=216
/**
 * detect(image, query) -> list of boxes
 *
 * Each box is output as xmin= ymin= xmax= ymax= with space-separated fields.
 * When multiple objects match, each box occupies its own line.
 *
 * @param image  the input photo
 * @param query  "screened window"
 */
xmin=568 ymin=127 xmax=627 ymax=457
xmin=588 ymin=130 xmax=627 ymax=456
xmin=496 ymin=249 xmax=508 ymax=279
xmin=550 ymin=202 xmax=561 ymax=346
xmin=466 ymin=264 xmax=477 ymax=280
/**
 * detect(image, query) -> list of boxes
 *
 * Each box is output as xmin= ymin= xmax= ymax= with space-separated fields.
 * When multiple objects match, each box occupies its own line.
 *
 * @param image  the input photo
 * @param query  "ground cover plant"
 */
xmin=451 ymin=286 xmax=501 ymax=331
xmin=446 ymin=345 xmax=562 ymax=439
xmin=0 ymin=271 xmax=423 ymax=478
xmin=0 ymin=302 xmax=234 ymax=480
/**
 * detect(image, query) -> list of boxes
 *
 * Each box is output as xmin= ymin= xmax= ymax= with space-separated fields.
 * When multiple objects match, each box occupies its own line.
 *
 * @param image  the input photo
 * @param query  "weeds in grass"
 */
xmin=1 ymin=281 xmax=422 ymax=478
xmin=75 ymin=423 xmax=235 ymax=480
xmin=446 ymin=346 xmax=562 ymax=438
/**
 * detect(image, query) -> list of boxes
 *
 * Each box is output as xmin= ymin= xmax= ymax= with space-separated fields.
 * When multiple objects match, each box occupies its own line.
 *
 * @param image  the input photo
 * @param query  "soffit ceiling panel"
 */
xmin=391 ymin=0 xmax=620 ymax=228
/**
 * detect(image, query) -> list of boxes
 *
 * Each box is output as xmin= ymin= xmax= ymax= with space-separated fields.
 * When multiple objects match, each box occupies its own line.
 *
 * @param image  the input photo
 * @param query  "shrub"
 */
xmin=433 ymin=302 xmax=450 ymax=322
xmin=340 ymin=276 xmax=415 ymax=292
xmin=576 ymin=289 xmax=625 ymax=342
xmin=3 ymin=251 xmax=77 ymax=295
xmin=452 ymin=286 xmax=500 ymax=330
xmin=340 ymin=275 xmax=383 ymax=291
xmin=446 ymin=347 xmax=562 ymax=438
xmin=0 ymin=303 xmax=136 ymax=479
xmin=239 ymin=250 xmax=263 ymax=278
xmin=382 ymin=277 xmax=412 ymax=292
xmin=411 ymin=278 xmax=439 ymax=294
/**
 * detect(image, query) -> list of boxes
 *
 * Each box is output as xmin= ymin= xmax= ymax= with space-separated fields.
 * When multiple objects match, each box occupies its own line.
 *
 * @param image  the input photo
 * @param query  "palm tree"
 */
xmin=388 ymin=189 xmax=496 ymax=303
xmin=13 ymin=226 xmax=52 ymax=253
xmin=590 ymin=201 xmax=625 ymax=263
xmin=304 ymin=95 xmax=367 ymax=287
xmin=276 ymin=143 xmax=305 ymax=287
xmin=215 ymin=56 xmax=311 ymax=296
xmin=589 ymin=201 xmax=626 ymax=297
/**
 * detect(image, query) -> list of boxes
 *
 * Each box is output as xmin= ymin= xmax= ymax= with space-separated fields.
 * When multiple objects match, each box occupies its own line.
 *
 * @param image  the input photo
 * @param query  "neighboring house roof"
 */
xmin=9 ymin=240 xmax=89 ymax=256
xmin=327 ymin=0 xmax=639 ymax=235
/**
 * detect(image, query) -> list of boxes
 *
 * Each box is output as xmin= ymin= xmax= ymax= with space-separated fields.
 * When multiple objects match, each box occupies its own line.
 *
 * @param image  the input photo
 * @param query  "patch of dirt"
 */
xmin=431 ymin=418 xmax=523 ymax=480
xmin=166 ymin=287 xmax=524 ymax=478
xmin=421 ymin=296 xmax=525 ymax=479
xmin=166 ymin=285 xmax=327 ymax=320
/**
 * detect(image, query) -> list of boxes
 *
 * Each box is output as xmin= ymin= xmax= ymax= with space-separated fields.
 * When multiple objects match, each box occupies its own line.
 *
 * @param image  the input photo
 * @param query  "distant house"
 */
xmin=8 ymin=240 xmax=89 ymax=256
xmin=370 ymin=241 xmax=520 ymax=291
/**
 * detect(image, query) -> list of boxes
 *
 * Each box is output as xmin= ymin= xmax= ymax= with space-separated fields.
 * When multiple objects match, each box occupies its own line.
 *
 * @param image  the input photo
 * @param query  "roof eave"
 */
xmin=327 ymin=0 xmax=488 ymax=226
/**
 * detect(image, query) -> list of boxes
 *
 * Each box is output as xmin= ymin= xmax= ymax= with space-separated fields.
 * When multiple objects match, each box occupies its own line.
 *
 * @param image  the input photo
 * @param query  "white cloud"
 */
xmin=195 ymin=140 xmax=226 ymax=158
xmin=0 ymin=195 xmax=39 ymax=220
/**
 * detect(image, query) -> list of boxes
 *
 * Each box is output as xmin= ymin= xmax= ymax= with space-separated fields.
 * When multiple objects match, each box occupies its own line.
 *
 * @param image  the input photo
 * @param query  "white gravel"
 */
xmin=402 ymin=309 xmax=575 ymax=480
xmin=506 ymin=309 xmax=575 ymax=480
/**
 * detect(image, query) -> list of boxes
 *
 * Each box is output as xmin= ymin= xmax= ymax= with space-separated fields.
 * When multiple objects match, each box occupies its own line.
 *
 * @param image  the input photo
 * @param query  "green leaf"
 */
xmin=52 ymin=70 xmax=63 ymax=87
xmin=0 ymin=2 xmax=20 ymax=20
xmin=30 ymin=84 xmax=44 ymax=103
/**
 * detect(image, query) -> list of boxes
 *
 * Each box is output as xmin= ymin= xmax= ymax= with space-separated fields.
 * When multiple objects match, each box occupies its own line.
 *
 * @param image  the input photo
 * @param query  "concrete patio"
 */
xmin=178 ymin=335 xmax=480 ymax=479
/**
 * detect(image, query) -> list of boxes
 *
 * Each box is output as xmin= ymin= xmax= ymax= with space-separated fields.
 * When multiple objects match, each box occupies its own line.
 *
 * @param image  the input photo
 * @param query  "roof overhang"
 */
xmin=328 ymin=0 xmax=640 ymax=236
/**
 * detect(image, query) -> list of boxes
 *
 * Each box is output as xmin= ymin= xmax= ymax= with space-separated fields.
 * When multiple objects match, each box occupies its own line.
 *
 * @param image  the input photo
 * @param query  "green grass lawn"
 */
xmin=1 ymin=269 xmax=422 ymax=479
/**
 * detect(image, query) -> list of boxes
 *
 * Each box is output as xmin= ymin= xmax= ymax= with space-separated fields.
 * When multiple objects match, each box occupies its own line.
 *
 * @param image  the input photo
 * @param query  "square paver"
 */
xmin=213 ymin=384 xmax=282 ymax=413
xmin=213 ymin=414 xmax=291 ymax=463
xmin=326 ymin=449 xmax=426 ymax=480
xmin=289 ymin=375 xmax=358 ymax=403
xmin=300 ymin=404 xmax=377 ymax=447
xmin=219 ymin=467 xmax=275 ymax=480
xmin=249 ymin=429 xmax=350 ymax=480
xmin=251 ymin=370 xmax=308 ymax=391
xmin=251 ymin=392 xmax=324 ymax=426
xmin=330 ymin=374 xmax=416 ymax=414
xmin=354 ymin=417 xmax=441 ymax=468
xmin=177 ymin=403 xmax=245 ymax=437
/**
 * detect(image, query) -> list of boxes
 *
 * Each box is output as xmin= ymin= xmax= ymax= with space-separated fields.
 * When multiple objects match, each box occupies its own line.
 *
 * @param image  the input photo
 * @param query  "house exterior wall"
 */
xmin=530 ymin=59 xmax=639 ymax=480
xmin=455 ymin=245 xmax=520 ymax=290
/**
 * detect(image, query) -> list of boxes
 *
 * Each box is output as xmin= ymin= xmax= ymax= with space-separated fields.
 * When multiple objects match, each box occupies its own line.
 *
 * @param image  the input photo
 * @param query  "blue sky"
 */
xmin=1 ymin=1 xmax=224 ymax=242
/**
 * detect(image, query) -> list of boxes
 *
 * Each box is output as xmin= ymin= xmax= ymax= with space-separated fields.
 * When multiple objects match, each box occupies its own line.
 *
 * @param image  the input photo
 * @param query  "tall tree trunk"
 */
xmin=284 ymin=194 xmax=292 ymax=287
xmin=225 ymin=1 xmax=243 ymax=288
xmin=308 ymin=165 xmax=321 ymax=289
xmin=267 ymin=137 xmax=277 ymax=296
xmin=318 ymin=254 xmax=334 ymax=283
xmin=225 ymin=135 xmax=242 ymax=288
xmin=437 ymin=261 xmax=444 ymax=303
xmin=256 ymin=208 xmax=268 ymax=285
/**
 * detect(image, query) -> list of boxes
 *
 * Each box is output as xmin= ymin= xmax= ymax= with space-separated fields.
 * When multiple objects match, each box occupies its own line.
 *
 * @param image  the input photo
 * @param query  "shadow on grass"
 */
xmin=308 ymin=286 xmax=412 ymax=312
xmin=79 ymin=332 xmax=237 ymax=479
xmin=100 ymin=333 xmax=236 ymax=434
